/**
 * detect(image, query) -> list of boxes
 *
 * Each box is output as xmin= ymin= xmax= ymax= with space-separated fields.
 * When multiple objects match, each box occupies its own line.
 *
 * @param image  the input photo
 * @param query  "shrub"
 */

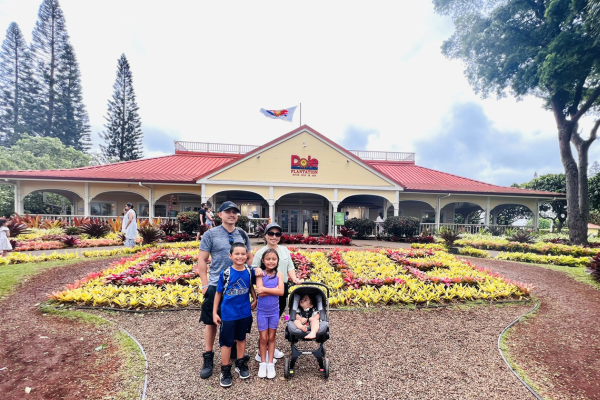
xmin=175 ymin=233 xmax=191 ymax=241
xmin=41 ymin=219 xmax=65 ymax=229
xmin=405 ymin=236 xmax=434 ymax=243
xmin=160 ymin=221 xmax=179 ymax=236
xmin=81 ymin=221 xmax=111 ymax=238
xmin=107 ymin=218 xmax=122 ymax=233
xmin=439 ymin=227 xmax=461 ymax=246
xmin=60 ymin=235 xmax=82 ymax=247
xmin=177 ymin=211 xmax=199 ymax=235
xmin=138 ymin=226 xmax=165 ymax=245
xmin=236 ymin=216 xmax=250 ymax=232
xmin=7 ymin=219 xmax=30 ymax=237
xmin=509 ymin=230 xmax=535 ymax=244
xmin=344 ymin=218 xmax=375 ymax=239
xmin=383 ymin=216 xmax=420 ymax=238
xmin=64 ymin=225 xmax=81 ymax=235
xmin=340 ymin=227 xmax=357 ymax=238
xmin=457 ymin=246 xmax=490 ymax=258
xmin=590 ymin=253 xmax=600 ymax=281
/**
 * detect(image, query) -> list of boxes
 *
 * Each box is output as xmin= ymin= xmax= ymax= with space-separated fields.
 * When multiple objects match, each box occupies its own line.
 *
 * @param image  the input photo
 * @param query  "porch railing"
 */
xmin=18 ymin=214 xmax=179 ymax=224
xmin=348 ymin=150 xmax=415 ymax=162
xmin=175 ymin=141 xmax=258 ymax=154
xmin=419 ymin=223 xmax=535 ymax=234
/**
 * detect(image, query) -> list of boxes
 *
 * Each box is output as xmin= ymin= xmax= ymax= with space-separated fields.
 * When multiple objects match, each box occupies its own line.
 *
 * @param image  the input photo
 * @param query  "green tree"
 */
xmin=99 ymin=54 xmax=143 ymax=162
xmin=54 ymin=44 xmax=91 ymax=151
xmin=590 ymin=172 xmax=600 ymax=212
xmin=0 ymin=134 xmax=91 ymax=216
xmin=434 ymin=0 xmax=600 ymax=244
xmin=0 ymin=22 xmax=37 ymax=146
xmin=519 ymin=174 xmax=568 ymax=231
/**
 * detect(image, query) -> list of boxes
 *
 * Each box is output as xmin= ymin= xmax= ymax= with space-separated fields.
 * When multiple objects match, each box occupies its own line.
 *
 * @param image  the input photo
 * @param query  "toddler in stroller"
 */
xmin=284 ymin=283 xmax=330 ymax=378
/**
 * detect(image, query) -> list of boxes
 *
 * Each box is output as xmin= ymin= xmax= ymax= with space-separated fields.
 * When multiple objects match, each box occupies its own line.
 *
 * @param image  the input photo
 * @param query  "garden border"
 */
xmin=497 ymin=300 xmax=542 ymax=400
xmin=120 ymin=328 xmax=148 ymax=400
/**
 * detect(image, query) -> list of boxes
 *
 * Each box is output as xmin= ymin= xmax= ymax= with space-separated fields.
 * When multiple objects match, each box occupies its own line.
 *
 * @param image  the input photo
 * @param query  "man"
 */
xmin=196 ymin=203 xmax=207 ymax=241
xmin=196 ymin=201 xmax=254 ymax=379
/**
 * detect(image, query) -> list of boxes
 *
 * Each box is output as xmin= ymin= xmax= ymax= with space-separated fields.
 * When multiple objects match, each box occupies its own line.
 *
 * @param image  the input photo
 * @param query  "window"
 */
xmin=138 ymin=203 xmax=150 ymax=217
xmin=421 ymin=210 xmax=435 ymax=223
xmin=347 ymin=207 xmax=367 ymax=219
xmin=90 ymin=201 xmax=116 ymax=216
xmin=155 ymin=204 xmax=168 ymax=218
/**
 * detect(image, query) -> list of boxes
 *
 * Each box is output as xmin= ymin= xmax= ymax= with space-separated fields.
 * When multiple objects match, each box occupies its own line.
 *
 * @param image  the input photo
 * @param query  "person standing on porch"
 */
xmin=122 ymin=203 xmax=137 ymax=248
xmin=252 ymin=222 xmax=303 ymax=363
xmin=196 ymin=201 xmax=255 ymax=380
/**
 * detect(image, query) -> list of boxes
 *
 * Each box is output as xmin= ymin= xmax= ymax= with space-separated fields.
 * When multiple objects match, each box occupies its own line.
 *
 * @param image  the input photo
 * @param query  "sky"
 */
xmin=0 ymin=0 xmax=598 ymax=187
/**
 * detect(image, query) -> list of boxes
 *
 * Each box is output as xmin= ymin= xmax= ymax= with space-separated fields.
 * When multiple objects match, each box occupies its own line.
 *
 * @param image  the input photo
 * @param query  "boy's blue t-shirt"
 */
xmin=216 ymin=266 xmax=255 ymax=321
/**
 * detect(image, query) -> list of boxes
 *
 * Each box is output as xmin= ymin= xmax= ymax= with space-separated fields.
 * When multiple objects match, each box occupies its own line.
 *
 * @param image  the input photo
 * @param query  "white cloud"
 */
xmin=0 ymin=0 xmax=598 ymax=184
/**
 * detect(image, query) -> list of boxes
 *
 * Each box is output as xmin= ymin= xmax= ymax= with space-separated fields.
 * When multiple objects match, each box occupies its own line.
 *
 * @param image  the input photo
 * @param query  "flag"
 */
xmin=260 ymin=106 xmax=297 ymax=122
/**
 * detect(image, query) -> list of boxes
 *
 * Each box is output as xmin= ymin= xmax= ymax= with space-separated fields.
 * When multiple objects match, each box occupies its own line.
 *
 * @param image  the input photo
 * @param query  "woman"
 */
xmin=122 ymin=203 xmax=138 ymax=248
xmin=252 ymin=222 xmax=303 ymax=363
xmin=206 ymin=207 xmax=215 ymax=229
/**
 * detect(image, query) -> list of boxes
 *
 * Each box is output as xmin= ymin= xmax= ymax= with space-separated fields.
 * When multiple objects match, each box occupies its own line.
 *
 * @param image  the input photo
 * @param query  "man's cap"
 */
xmin=218 ymin=201 xmax=240 ymax=213
xmin=265 ymin=222 xmax=283 ymax=233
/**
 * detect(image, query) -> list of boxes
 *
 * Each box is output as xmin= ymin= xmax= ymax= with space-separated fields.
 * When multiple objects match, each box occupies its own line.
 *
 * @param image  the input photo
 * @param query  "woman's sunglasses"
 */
xmin=266 ymin=231 xmax=282 ymax=237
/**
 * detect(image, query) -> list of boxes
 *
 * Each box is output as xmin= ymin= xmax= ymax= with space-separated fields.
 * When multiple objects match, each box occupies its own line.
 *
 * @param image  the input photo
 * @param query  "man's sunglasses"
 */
xmin=265 ymin=231 xmax=282 ymax=237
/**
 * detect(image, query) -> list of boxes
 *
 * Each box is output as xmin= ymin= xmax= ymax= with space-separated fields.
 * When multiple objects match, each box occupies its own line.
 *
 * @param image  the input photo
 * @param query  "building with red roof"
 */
xmin=0 ymin=125 xmax=563 ymax=234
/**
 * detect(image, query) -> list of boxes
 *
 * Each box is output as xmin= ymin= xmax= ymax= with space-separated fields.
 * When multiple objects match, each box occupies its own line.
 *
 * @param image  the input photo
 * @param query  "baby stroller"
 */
xmin=284 ymin=282 xmax=331 ymax=379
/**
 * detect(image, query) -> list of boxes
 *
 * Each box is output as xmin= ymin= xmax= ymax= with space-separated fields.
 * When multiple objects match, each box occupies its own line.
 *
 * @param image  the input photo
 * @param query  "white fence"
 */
xmin=348 ymin=150 xmax=415 ymax=162
xmin=175 ymin=141 xmax=258 ymax=154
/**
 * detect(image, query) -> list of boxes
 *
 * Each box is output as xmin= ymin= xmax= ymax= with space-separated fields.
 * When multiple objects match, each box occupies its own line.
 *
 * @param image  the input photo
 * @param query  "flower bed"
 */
xmin=454 ymin=238 xmax=598 ymax=257
xmin=49 ymin=247 xmax=532 ymax=309
xmin=496 ymin=252 xmax=590 ymax=268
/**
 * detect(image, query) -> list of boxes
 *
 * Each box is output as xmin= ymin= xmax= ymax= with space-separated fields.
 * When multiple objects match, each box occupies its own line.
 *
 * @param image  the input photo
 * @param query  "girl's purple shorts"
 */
xmin=257 ymin=312 xmax=280 ymax=331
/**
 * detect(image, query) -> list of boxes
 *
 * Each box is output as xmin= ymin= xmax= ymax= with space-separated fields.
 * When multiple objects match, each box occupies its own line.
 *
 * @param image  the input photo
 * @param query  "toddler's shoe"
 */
xmin=235 ymin=357 xmax=250 ymax=379
xmin=258 ymin=362 xmax=267 ymax=378
xmin=267 ymin=363 xmax=276 ymax=379
xmin=220 ymin=365 xmax=232 ymax=388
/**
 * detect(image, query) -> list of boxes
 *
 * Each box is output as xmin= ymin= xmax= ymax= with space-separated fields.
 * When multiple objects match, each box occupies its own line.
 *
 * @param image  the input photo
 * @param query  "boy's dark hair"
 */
xmin=260 ymin=248 xmax=279 ymax=275
xmin=229 ymin=242 xmax=247 ymax=254
xmin=0 ymin=218 xmax=7 ymax=226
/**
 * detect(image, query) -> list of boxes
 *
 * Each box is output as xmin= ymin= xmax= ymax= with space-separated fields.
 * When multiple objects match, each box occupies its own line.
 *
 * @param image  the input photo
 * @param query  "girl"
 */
xmin=255 ymin=249 xmax=284 ymax=379
xmin=0 ymin=218 xmax=12 ymax=256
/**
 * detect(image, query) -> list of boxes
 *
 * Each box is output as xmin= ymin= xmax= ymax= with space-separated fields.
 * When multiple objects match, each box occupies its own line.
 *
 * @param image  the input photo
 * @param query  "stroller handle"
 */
xmin=292 ymin=281 xmax=330 ymax=298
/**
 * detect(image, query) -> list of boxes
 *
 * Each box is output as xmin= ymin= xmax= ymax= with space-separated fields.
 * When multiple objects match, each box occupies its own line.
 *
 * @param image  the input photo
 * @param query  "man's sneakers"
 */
xmin=220 ymin=365 xmax=233 ymax=387
xmin=200 ymin=351 xmax=214 ymax=379
xmin=234 ymin=357 xmax=250 ymax=379
xmin=255 ymin=349 xmax=283 ymax=363
xmin=258 ymin=362 xmax=267 ymax=378
xmin=267 ymin=362 xmax=276 ymax=379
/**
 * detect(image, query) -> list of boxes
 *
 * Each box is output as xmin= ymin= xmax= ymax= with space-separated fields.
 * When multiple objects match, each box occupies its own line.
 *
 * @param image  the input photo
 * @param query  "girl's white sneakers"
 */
xmin=267 ymin=363 xmax=276 ymax=379
xmin=258 ymin=362 xmax=267 ymax=378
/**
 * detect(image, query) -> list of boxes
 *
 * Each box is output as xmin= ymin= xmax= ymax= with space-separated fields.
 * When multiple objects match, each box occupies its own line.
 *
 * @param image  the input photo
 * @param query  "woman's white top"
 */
xmin=122 ymin=209 xmax=138 ymax=239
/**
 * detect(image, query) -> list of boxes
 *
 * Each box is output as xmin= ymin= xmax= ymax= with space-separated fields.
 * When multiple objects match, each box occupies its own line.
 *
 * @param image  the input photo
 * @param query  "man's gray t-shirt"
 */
xmin=199 ymin=225 xmax=251 ymax=286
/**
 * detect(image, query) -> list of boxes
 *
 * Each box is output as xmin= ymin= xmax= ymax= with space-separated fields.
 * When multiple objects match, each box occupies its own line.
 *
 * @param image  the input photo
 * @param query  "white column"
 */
xmin=394 ymin=190 xmax=400 ymax=216
xmin=84 ymin=182 xmax=90 ymax=217
xmin=485 ymin=197 xmax=491 ymax=227
xmin=268 ymin=200 xmax=275 ymax=223
xmin=148 ymin=186 xmax=154 ymax=219
xmin=328 ymin=201 xmax=333 ymax=235
xmin=435 ymin=197 xmax=441 ymax=230
xmin=534 ymin=201 xmax=540 ymax=230
xmin=332 ymin=201 xmax=339 ymax=237
xmin=201 ymin=184 xmax=208 ymax=204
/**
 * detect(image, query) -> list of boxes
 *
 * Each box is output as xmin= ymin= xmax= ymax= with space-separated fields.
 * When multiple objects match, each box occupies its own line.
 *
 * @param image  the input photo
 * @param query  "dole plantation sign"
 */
xmin=291 ymin=155 xmax=318 ymax=176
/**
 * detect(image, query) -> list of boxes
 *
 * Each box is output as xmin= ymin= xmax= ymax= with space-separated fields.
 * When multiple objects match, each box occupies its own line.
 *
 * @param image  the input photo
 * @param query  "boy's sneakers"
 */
xmin=267 ymin=363 xmax=276 ymax=379
xmin=200 ymin=351 xmax=214 ymax=379
xmin=220 ymin=365 xmax=233 ymax=387
xmin=258 ymin=362 xmax=267 ymax=378
xmin=234 ymin=357 xmax=250 ymax=379
xmin=255 ymin=349 xmax=278 ymax=363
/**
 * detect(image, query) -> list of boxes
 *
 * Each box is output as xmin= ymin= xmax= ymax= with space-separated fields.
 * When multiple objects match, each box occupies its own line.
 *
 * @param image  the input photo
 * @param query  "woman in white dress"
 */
xmin=121 ymin=203 xmax=138 ymax=248
xmin=0 ymin=218 xmax=12 ymax=256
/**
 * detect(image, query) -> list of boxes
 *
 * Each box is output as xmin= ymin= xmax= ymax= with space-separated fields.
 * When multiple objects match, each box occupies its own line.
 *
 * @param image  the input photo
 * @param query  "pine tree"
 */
xmin=99 ymin=54 xmax=143 ymax=162
xmin=30 ymin=0 xmax=69 ymax=138
xmin=0 ymin=22 xmax=37 ymax=146
xmin=54 ymin=44 xmax=91 ymax=151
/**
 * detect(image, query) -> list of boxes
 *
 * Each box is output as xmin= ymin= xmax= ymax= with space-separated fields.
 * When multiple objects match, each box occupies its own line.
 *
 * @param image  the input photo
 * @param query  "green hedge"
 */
xmin=383 ymin=216 xmax=420 ymax=238
xmin=344 ymin=218 xmax=375 ymax=239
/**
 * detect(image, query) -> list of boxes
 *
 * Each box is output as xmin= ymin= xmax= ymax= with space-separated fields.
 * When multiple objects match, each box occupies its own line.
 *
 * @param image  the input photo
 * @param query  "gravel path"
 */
xmin=100 ymin=304 xmax=534 ymax=399
xmin=461 ymin=257 xmax=600 ymax=400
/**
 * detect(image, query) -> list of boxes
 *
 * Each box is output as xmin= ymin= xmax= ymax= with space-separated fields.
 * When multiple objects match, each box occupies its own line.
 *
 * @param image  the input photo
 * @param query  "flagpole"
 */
xmin=299 ymin=103 xmax=302 ymax=127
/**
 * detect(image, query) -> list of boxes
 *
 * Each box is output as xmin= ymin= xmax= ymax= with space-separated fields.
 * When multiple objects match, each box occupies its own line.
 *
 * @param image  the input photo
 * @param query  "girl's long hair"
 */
xmin=260 ymin=248 xmax=279 ymax=278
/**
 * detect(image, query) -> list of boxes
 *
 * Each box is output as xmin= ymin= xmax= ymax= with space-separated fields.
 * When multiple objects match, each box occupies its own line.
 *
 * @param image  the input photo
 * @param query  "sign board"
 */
xmin=334 ymin=212 xmax=345 ymax=226
xmin=291 ymin=155 xmax=319 ymax=176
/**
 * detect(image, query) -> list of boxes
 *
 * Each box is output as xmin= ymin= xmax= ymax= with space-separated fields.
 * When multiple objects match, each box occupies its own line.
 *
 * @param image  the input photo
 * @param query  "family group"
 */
xmin=195 ymin=201 xmax=320 ymax=388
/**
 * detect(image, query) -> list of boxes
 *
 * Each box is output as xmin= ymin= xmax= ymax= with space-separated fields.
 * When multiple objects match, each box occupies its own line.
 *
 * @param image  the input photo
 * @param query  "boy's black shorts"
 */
xmin=219 ymin=316 xmax=253 ymax=348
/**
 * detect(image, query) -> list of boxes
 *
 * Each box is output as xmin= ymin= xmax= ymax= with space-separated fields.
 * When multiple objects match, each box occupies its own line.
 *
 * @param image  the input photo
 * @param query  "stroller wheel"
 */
xmin=284 ymin=358 xmax=291 ymax=379
xmin=323 ymin=358 xmax=330 ymax=379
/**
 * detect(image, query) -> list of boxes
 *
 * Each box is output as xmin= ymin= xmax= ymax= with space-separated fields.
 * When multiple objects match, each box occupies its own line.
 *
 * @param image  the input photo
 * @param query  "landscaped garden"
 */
xmin=48 ymin=246 xmax=533 ymax=310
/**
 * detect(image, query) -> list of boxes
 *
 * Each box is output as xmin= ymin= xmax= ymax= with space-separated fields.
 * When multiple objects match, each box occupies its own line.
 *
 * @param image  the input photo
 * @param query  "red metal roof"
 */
xmin=0 ymin=153 xmax=238 ymax=183
xmin=367 ymin=161 xmax=562 ymax=197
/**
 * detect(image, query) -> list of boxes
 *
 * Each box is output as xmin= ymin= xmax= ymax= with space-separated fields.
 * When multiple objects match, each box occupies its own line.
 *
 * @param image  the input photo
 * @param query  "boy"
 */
xmin=213 ymin=243 xmax=257 ymax=388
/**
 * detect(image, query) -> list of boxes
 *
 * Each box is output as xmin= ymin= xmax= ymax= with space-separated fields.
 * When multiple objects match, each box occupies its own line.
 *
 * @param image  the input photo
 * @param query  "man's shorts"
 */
xmin=257 ymin=312 xmax=279 ymax=331
xmin=219 ymin=316 xmax=253 ymax=348
xmin=199 ymin=285 xmax=218 ymax=325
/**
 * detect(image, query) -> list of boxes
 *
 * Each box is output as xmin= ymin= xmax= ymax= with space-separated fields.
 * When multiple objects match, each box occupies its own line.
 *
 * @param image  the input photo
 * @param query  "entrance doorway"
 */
xmin=279 ymin=208 xmax=322 ymax=235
